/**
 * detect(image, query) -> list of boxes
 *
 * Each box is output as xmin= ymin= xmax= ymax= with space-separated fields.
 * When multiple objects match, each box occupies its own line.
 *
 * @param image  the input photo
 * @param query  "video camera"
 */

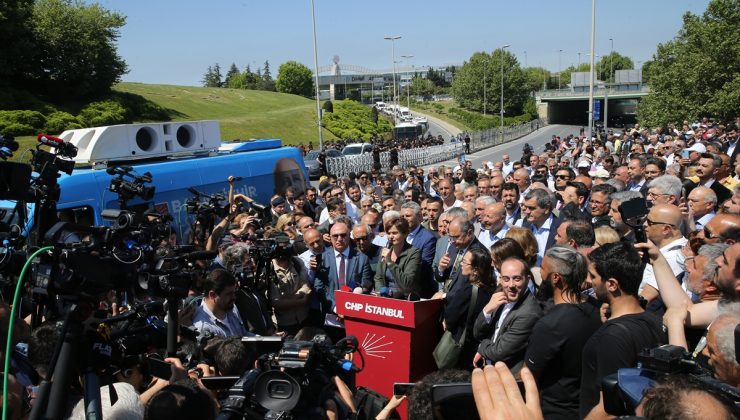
xmin=107 ymin=165 xmax=156 ymax=206
xmin=186 ymin=187 xmax=229 ymax=222
xmin=216 ymin=335 xmax=361 ymax=419
xmin=602 ymin=344 xmax=740 ymax=416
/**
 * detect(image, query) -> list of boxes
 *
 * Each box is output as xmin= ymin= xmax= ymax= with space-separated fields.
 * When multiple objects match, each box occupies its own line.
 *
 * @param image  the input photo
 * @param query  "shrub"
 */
xmin=0 ymin=123 xmax=36 ymax=137
xmin=78 ymin=100 xmax=127 ymax=126
xmin=322 ymin=100 xmax=334 ymax=113
xmin=43 ymin=111 xmax=82 ymax=134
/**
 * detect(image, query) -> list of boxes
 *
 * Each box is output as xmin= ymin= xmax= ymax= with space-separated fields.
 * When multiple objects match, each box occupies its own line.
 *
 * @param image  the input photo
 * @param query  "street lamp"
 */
xmin=401 ymin=54 xmax=414 ymax=110
xmin=310 ymin=0 xmax=323 ymax=149
xmin=501 ymin=44 xmax=510 ymax=139
xmin=604 ymin=38 xmax=613 ymax=129
xmin=586 ymin=0 xmax=596 ymax=142
xmin=558 ymin=49 xmax=563 ymax=89
xmin=384 ymin=35 xmax=401 ymax=114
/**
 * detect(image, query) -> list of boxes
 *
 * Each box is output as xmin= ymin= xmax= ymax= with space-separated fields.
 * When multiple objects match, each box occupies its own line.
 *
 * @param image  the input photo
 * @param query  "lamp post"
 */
xmin=586 ymin=0 xmax=596 ymax=142
xmin=558 ymin=49 xmax=563 ymax=89
xmin=401 ymin=54 xmax=413 ymax=110
xmin=578 ymin=52 xmax=582 ymax=68
xmin=604 ymin=38 xmax=613 ymax=129
xmin=501 ymin=44 xmax=510 ymax=140
xmin=310 ymin=0 xmax=323 ymax=149
xmin=384 ymin=36 xmax=401 ymax=115
xmin=483 ymin=57 xmax=487 ymax=116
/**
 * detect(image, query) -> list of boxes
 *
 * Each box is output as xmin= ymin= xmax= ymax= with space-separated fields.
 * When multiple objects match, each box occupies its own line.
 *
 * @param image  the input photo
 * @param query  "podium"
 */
xmin=335 ymin=291 xmax=443 ymax=417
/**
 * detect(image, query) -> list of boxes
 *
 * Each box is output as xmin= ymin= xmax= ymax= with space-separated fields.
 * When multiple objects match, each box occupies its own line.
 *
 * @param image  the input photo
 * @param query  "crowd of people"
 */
xmin=2 ymin=118 xmax=739 ymax=419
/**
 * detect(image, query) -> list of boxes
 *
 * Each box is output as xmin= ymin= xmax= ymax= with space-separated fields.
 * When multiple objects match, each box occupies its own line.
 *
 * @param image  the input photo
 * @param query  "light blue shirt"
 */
xmin=193 ymin=301 xmax=252 ymax=338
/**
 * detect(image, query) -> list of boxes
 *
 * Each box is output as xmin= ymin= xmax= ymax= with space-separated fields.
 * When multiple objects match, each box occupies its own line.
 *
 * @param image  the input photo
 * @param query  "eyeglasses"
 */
xmin=645 ymin=218 xmax=675 ymax=227
xmin=703 ymin=226 xmax=719 ymax=239
xmin=647 ymin=192 xmax=670 ymax=199
xmin=354 ymin=235 xmax=369 ymax=241
xmin=331 ymin=233 xmax=348 ymax=239
xmin=555 ymin=175 xmax=571 ymax=180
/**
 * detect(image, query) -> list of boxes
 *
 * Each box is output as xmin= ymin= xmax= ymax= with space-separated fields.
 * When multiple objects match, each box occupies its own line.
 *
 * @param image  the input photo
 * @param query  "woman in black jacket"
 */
xmin=439 ymin=247 xmax=495 ymax=369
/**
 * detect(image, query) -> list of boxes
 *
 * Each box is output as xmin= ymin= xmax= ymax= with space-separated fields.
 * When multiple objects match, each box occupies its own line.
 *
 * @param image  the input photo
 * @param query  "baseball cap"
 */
xmin=686 ymin=143 xmax=706 ymax=153
xmin=589 ymin=168 xmax=610 ymax=178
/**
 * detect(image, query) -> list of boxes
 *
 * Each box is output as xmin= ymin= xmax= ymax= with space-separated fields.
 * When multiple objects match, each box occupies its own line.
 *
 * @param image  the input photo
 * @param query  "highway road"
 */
xmin=426 ymin=124 xmax=582 ymax=170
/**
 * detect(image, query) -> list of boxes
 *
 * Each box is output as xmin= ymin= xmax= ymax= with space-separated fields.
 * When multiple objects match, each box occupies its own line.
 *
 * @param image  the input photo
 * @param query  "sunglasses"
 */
xmin=331 ymin=233 xmax=348 ymax=239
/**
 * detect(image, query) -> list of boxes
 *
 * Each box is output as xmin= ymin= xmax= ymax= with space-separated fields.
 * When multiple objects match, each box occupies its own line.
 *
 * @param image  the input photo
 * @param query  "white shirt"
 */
xmin=477 ymin=224 xmax=510 ymax=250
xmin=502 ymin=161 xmax=514 ymax=176
xmin=372 ymin=234 xmax=388 ymax=247
xmin=526 ymin=214 xmax=554 ymax=264
xmin=483 ymin=302 xmax=516 ymax=343
xmin=443 ymin=199 xmax=463 ymax=210
xmin=318 ymin=207 xmax=330 ymax=224
xmin=640 ymin=236 xmax=689 ymax=294
xmin=505 ymin=208 xmax=521 ymax=227
xmin=406 ymin=224 xmax=423 ymax=245
xmin=628 ymin=179 xmax=645 ymax=192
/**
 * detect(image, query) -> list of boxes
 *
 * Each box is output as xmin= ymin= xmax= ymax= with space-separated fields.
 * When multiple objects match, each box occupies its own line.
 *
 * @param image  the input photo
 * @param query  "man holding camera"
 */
xmin=268 ymin=234 xmax=312 ymax=336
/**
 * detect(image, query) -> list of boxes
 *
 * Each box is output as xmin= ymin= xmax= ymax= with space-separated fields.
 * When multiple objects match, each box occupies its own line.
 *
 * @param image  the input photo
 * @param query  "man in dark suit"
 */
xmin=352 ymin=223 xmax=382 ymax=279
xmin=472 ymin=257 xmax=543 ymax=374
xmin=520 ymin=188 xmax=561 ymax=266
xmin=401 ymin=201 xmax=438 ymax=298
xmin=435 ymin=217 xmax=489 ymax=293
xmin=313 ymin=221 xmax=373 ymax=315
xmin=686 ymin=153 xmax=733 ymax=205
xmin=559 ymin=181 xmax=592 ymax=220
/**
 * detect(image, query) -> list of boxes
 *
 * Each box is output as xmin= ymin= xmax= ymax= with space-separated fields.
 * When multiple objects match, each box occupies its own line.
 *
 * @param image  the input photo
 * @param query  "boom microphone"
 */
xmin=37 ymin=133 xmax=65 ymax=147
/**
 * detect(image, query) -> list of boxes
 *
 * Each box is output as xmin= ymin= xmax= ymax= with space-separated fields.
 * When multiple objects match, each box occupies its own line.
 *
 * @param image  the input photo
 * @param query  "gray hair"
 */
xmin=71 ymin=382 xmax=144 ymax=420
xmin=401 ymin=201 xmax=422 ymax=217
xmin=695 ymin=187 xmax=718 ymax=206
xmin=713 ymin=306 xmax=740 ymax=367
xmin=604 ymin=178 xmax=626 ymax=192
xmin=648 ymin=175 xmax=683 ymax=198
xmin=360 ymin=196 xmax=374 ymax=205
xmin=610 ymin=190 xmax=643 ymax=206
xmin=450 ymin=217 xmax=474 ymax=233
xmin=353 ymin=223 xmax=373 ymax=237
xmin=383 ymin=210 xmax=401 ymax=224
xmin=698 ymin=243 xmax=729 ymax=282
xmin=224 ymin=243 xmax=251 ymax=272
xmin=524 ymin=188 xmax=556 ymax=211
xmin=475 ymin=196 xmax=496 ymax=207
xmin=335 ymin=215 xmax=354 ymax=229
xmin=445 ymin=207 xmax=470 ymax=222
xmin=545 ymin=245 xmax=588 ymax=296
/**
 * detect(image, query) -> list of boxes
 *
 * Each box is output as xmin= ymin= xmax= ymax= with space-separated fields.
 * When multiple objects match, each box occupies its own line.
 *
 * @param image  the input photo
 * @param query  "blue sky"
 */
xmin=98 ymin=0 xmax=711 ymax=86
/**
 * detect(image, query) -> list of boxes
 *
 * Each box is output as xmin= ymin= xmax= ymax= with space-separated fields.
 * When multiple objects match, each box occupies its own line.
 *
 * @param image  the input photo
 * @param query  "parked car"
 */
xmin=342 ymin=143 xmax=373 ymax=156
xmin=304 ymin=149 xmax=341 ymax=179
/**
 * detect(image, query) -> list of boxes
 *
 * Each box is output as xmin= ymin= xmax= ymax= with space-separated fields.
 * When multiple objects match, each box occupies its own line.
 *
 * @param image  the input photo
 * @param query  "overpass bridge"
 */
xmin=536 ymin=70 xmax=650 ymax=126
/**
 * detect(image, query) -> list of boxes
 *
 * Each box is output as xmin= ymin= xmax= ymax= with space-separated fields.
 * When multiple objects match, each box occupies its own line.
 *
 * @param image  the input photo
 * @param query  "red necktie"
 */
xmin=339 ymin=253 xmax=346 ymax=287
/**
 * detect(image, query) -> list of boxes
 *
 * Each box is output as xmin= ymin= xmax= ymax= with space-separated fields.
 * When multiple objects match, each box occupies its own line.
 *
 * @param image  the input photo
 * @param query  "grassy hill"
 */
xmin=113 ymin=83 xmax=336 ymax=145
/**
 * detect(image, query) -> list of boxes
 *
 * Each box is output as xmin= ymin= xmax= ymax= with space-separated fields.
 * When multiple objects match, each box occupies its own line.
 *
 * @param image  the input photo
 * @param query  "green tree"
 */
xmin=260 ymin=60 xmax=276 ymax=91
xmin=224 ymin=63 xmax=240 ymax=87
xmin=276 ymin=61 xmax=314 ymax=97
xmin=202 ymin=63 xmax=222 ymax=87
xmin=522 ymin=67 xmax=554 ymax=93
xmin=0 ymin=0 xmax=37 ymax=87
xmin=452 ymin=48 xmax=529 ymax=116
xmin=595 ymin=52 xmax=634 ymax=83
xmin=558 ymin=63 xmax=590 ymax=89
xmin=638 ymin=0 xmax=740 ymax=125
xmin=31 ymin=0 xmax=128 ymax=99
xmin=410 ymin=76 xmax=435 ymax=99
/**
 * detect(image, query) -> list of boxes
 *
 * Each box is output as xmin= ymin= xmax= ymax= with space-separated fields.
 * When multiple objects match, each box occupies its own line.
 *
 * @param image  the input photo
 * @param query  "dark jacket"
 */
xmin=313 ymin=246 xmax=373 ymax=313
xmin=374 ymin=243 xmax=422 ymax=298
xmin=473 ymin=290 xmax=543 ymax=374
xmin=408 ymin=226 xmax=439 ymax=298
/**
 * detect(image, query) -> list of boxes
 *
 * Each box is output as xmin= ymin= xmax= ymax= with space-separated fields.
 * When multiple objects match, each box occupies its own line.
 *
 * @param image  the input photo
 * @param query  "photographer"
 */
xmin=267 ymin=232 xmax=312 ymax=336
xmin=223 ymin=243 xmax=275 ymax=336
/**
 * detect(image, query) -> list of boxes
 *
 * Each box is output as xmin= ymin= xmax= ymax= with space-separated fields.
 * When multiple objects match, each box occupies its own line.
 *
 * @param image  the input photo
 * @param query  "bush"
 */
xmin=322 ymin=100 xmax=334 ymax=113
xmin=78 ymin=100 xmax=127 ymax=126
xmin=322 ymin=100 xmax=391 ymax=140
xmin=0 ymin=110 xmax=47 ymax=136
xmin=0 ymin=123 xmax=36 ymax=137
xmin=43 ymin=111 xmax=82 ymax=134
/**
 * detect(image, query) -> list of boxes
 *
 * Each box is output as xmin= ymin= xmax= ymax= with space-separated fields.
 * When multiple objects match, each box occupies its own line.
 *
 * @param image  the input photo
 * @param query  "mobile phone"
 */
xmin=431 ymin=383 xmax=479 ymax=420
xmin=393 ymin=382 xmax=415 ymax=396
xmin=146 ymin=356 xmax=172 ymax=380
xmin=200 ymin=376 xmax=241 ymax=390
xmin=681 ymin=149 xmax=690 ymax=159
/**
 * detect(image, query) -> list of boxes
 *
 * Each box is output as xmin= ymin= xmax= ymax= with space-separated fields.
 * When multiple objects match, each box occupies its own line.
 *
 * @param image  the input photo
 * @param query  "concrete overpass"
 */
xmin=535 ymin=70 xmax=650 ymax=126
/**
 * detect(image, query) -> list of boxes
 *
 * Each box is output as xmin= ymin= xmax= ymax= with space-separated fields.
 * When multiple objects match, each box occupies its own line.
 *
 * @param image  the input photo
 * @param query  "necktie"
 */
xmin=445 ymin=252 xmax=463 ymax=292
xmin=338 ymin=253 xmax=346 ymax=287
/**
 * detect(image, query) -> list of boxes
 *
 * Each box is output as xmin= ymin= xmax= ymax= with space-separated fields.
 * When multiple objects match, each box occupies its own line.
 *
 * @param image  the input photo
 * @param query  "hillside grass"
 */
xmin=114 ymin=83 xmax=337 ymax=145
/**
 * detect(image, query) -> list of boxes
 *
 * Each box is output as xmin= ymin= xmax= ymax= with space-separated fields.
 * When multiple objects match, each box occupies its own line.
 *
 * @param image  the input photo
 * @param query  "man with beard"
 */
xmin=422 ymin=196 xmax=443 ymax=234
xmin=345 ymin=184 xmax=363 ymax=223
xmin=472 ymin=258 xmax=543 ymax=373
xmin=193 ymin=269 xmax=251 ymax=338
xmin=608 ymin=191 xmax=644 ymax=241
xmin=501 ymin=183 xmax=522 ymax=226
xmin=525 ymin=246 xmax=601 ymax=420
xmin=689 ymin=153 xmax=732 ymax=205
xmin=579 ymin=242 xmax=665 ymax=418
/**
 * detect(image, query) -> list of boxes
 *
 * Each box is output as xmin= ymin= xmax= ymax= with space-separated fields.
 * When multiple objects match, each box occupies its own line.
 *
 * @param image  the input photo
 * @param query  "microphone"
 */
xmin=378 ymin=287 xmax=391 ymax=297
xmin=335 ymin=359 xmax=360 ymax=373
xmin=102 ymin=300 xmax=165 ymax=324
xmin=340 ymin=286 xmax=353 ymax=293
xmin=353 ymin=287 xmax=363 ymax=294
xmin=185 ymin=250 xmax=218 ymax=260
xmin=37 ymin=133 xmax=65 ymax=148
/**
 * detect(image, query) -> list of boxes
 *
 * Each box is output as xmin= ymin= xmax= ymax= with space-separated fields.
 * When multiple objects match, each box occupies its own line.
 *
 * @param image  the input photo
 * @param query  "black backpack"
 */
xmin=352 ymin=386 xmax=396 ymax=420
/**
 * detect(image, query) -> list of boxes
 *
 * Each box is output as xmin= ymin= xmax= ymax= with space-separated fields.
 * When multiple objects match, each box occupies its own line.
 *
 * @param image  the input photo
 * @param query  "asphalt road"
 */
xmin=426 ymin=124 xmax=582 ymax=170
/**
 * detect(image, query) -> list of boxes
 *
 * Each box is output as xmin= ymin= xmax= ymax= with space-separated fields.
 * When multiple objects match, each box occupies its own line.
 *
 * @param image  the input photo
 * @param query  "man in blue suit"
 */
xmin=313 ymin=220 xmax=374 ymax=316
xmin=518 ymin=188 xmax=561 ymax=266
xmin=400 ymin=201 xmax=438 ymax=298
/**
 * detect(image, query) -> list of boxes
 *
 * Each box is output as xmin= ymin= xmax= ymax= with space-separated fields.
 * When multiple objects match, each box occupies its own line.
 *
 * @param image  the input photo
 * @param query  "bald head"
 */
xmin=460 ymin=201 xmax=475 ymax=220
xmin=651 ymin=204 xmax=683 ymax=226
xmin=574 ymin=175 xmax=593 ymax=190
xmin=703 ymin=213 xmax=740 ymax=244
xmin=482 ymin=202 xmax=506 ymax=232
xmin=512 ymin=168 xmax=531 ymax=191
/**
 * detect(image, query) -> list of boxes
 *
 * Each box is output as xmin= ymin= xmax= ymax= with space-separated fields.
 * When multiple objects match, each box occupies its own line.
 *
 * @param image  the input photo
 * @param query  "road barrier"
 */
xmin=325 ymin=118 xmax=544 ymax=178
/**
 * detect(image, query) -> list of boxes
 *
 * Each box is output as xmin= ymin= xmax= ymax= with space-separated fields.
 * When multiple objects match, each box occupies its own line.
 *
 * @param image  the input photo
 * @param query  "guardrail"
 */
xmin=324 ymin=119 xmax=544 ymax=178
